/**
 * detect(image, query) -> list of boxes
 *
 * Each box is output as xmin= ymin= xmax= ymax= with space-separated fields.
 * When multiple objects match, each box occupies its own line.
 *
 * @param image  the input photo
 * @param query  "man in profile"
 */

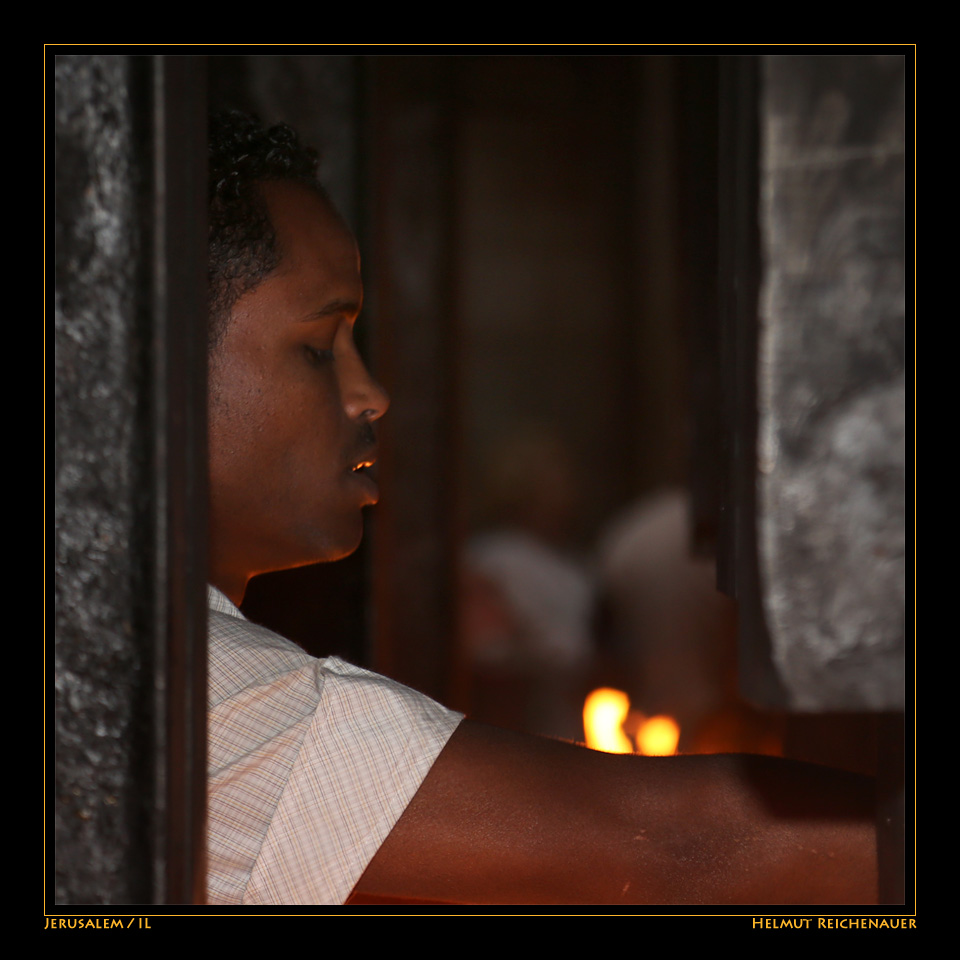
xmin=205 ymin=112 xmax=877 ymax=906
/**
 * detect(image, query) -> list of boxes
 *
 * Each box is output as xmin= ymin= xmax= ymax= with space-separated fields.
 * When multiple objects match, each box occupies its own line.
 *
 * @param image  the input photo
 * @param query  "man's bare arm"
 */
xmin=355 ymin=719 xmax=877 ymax=905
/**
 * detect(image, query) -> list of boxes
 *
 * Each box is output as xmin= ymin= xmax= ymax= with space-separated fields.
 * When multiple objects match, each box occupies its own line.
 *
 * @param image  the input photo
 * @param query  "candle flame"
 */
xmin=582 ymin=688 xmax=633 ymax=753
xmin=635 ymin=715 xmax=680 ymax=756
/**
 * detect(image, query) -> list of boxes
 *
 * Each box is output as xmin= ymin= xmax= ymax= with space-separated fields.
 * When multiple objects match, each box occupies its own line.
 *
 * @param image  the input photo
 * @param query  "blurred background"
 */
xmin=213 ymin=55 xmax=827 ymax=763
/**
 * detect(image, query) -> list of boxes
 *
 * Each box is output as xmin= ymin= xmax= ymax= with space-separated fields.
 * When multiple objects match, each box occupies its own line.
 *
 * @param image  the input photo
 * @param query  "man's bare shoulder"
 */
xmin=355 ymin=719 xmax=877 ymax=905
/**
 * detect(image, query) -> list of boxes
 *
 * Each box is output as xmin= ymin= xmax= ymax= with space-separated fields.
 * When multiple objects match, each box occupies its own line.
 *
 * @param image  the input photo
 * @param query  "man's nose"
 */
xmin=343 ymin=356 xmax=389 ymax=423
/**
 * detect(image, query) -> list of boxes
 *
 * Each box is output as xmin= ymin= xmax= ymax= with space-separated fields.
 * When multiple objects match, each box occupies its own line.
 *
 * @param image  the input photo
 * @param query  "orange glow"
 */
xmin=584 ymin=688 xmax=681 ymax=756
xmin=635 ymin=715 xmax=680 ymax=756
xmin=582 ymin=688 xmax=633 ymax=754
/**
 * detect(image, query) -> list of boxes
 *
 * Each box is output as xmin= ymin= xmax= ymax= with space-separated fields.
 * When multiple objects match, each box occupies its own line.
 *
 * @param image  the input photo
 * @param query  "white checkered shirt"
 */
xmin=206 ymin=586 xmax=462 ymax=905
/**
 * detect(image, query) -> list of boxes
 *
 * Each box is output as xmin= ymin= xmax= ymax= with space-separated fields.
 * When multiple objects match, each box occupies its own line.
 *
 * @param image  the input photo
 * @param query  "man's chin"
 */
xmin=310 ymin=514 xmax=368 ymax=565
xmin=251 ymin=540 xmax=361 ymax=582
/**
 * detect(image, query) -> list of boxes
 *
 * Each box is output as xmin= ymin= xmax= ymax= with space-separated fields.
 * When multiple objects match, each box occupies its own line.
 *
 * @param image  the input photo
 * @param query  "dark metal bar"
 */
xmin=149 ymin=54 xmax=208 ymax=905
xmin=717 ymin=55 xmax=786 ymax=705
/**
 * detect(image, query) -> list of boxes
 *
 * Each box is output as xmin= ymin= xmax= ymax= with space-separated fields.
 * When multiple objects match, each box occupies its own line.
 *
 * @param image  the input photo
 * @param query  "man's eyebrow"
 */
xmin=300 ymin=298 xmax=362 ymax=322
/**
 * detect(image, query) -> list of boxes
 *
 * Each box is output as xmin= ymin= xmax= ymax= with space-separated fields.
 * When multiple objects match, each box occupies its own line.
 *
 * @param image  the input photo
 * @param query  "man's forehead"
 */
xmin=261 ymin=180 xmax=357 ymax=258
xmin=240 ymin=181 xmax=362 ymax=320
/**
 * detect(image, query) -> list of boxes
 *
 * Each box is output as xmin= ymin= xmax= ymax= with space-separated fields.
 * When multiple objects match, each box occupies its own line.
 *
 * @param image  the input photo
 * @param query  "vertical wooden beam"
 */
xmin=676 ymin=56 xmax=722 ymax=554
xmin=717 ymin=55 xmax=784 ymax=704
xmin=149 ymin=55 xmax=208 ymax=905
xmin=370 ymin=57 xmax=460 ymax=700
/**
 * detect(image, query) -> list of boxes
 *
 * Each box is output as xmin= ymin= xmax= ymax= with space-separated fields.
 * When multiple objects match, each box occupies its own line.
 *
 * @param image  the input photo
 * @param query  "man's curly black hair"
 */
xmin=208 ymin=111 xmax=323 ymax=347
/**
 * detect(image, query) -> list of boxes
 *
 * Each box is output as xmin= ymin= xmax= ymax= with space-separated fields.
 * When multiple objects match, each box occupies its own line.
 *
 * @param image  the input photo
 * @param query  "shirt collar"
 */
xmin=207 ymin=584 xmax=246 ymax=620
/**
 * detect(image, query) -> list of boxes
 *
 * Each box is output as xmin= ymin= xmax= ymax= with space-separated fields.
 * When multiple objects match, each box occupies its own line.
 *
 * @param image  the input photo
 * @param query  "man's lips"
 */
xmin=349 ymin=444 xmax=378 ymax=473
xmin=349 ymin=452 xmax=379 ymax=502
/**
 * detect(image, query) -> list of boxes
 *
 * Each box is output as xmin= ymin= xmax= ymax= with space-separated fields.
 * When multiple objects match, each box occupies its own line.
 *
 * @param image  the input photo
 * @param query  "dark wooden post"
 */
xmin=369 ymin=57 xmax=461 ymax=700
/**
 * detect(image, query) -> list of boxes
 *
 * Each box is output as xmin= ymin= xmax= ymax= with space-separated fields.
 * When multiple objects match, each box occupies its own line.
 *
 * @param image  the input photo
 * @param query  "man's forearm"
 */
xmin=356 ymin=720 xmax=877 ymax=905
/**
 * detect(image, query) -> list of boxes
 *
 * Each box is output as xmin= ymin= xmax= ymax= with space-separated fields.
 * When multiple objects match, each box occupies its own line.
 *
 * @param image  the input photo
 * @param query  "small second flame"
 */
xmin=635 ymin=715 xmax=680 ymax=756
